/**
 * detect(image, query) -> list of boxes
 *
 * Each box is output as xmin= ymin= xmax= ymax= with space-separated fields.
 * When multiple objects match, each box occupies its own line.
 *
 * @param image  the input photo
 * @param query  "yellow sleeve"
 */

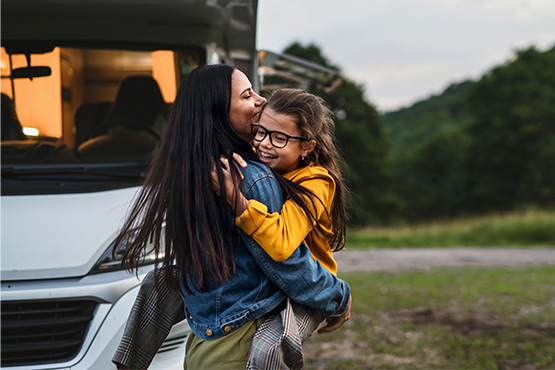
xmin=235 ymin=176 xmax=333 ymax=262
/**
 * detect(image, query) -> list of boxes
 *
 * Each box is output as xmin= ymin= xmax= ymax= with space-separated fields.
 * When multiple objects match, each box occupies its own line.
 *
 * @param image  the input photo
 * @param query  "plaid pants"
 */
xmin=247 ymin=298 xmax=327 ymax=370
xmin=112 ymin=268 xmax=185 ymax=370
xmin=113 ymin=270 xmax=327 ymax=369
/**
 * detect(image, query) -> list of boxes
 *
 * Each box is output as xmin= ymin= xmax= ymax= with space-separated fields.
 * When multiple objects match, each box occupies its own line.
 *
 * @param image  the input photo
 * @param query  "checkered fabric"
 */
xmin=112 ymin=268 xmax=185 ymax=370
xmin=247 ymin=298 xmax=327 ymax=370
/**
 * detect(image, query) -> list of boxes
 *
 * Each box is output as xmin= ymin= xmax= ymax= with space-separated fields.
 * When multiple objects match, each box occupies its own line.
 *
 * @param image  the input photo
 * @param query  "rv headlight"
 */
xmin=90 ymin=232 xmax=163 ymax=274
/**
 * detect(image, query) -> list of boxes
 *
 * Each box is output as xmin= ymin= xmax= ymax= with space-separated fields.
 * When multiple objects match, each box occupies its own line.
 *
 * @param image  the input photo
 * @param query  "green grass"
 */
xmin=304 ymin=266 xmax=555 ymax=369
xmin=347 ymin=208 xmax=555 ymax=249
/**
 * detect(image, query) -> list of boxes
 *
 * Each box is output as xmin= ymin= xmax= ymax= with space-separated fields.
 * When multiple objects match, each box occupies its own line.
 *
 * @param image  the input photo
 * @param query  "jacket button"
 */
xmin=206 ymin=329 xmax=213 ymax=336
xmin=224 ymin=325 xmax=232 ymax=332
xmin=189 ymin=315 xmax=193 ymax=319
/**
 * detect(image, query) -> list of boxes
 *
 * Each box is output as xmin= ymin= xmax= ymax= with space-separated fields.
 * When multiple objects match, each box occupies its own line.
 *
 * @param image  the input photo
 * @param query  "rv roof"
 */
xmin=1 ymin=0 xmax=257 ymax=59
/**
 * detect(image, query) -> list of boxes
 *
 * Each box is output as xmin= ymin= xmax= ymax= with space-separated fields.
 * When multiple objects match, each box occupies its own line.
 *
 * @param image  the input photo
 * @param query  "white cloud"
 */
xmin=257 ymin=0 xmax=555 ymax=111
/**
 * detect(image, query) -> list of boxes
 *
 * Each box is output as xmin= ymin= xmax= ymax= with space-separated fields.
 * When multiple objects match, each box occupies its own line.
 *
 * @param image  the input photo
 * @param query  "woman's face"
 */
xmin=229 ymin=70 xmax=266 ymax=142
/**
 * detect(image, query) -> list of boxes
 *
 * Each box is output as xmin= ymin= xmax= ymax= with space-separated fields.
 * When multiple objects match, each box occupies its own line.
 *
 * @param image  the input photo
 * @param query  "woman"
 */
xmin=113 ymin=64 xmax=351 ymax=369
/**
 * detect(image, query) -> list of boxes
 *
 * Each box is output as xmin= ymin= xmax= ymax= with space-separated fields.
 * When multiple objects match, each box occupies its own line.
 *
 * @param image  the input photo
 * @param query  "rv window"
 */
xmin=1 ymin=46 xmax=203 ymax=194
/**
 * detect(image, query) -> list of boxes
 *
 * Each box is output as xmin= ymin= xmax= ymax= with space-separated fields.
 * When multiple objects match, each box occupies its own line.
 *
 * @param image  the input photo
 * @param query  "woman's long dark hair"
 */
xmin=117 ymin=64 xmax=256 ymax=293
xmin=115 ymin=65 xmax=322 ymax=293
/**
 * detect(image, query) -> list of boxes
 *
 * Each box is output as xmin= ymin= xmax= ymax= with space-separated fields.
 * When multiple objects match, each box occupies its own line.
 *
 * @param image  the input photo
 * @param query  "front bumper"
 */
xmin=1 ymin=269 xmax=190 ymax=369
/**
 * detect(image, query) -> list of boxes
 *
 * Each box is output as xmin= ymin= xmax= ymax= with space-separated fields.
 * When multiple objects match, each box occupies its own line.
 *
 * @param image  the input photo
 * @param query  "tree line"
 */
xmin=275 ymin=43 xmax=555 ymax=225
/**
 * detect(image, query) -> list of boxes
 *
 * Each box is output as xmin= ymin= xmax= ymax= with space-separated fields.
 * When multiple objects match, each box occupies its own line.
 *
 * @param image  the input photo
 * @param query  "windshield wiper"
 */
xmin=1 ymin=163 xmax=147 ymax=182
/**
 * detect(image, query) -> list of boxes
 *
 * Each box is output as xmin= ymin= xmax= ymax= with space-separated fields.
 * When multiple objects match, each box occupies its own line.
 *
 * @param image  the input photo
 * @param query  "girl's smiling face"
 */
xmin=254 ymin=107 xmax=315 ymax=174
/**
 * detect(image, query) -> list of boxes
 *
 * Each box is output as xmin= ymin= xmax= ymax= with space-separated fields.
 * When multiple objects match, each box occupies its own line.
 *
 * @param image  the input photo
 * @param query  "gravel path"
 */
xmin=335 ymin=247 xmax=555 ymax=273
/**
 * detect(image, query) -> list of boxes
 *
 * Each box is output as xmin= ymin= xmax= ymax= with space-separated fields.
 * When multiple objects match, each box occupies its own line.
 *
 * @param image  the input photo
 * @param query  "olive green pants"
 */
xmin=184 ymin=316 xmax=267 ymax=370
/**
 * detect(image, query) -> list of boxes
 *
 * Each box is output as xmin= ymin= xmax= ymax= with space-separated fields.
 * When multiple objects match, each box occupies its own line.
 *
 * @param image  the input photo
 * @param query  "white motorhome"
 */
xmin=1 ymin=1 xmax=259 ymax=368
xmin=1 ymin=1 xmax=342 ymax=368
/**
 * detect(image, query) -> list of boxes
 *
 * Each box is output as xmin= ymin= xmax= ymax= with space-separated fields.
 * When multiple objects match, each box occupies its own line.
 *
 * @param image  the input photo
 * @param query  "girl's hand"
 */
xmin=317 ymin=294 xmax=351 ymax=334
xmin=210 ymin=155 xmax=249 ymax=215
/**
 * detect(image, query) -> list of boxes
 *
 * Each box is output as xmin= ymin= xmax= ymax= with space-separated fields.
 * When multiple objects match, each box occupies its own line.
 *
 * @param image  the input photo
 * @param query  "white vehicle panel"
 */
xmin=1 ymin=187 xmax=139 ymax=280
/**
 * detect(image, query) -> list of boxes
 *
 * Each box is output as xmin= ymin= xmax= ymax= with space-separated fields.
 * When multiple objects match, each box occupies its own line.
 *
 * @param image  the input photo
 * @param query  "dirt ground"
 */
xmin=304 ymin=247 xmax=555 ymax=369
xmin=334 ymin=247 xmax=555 ymax=273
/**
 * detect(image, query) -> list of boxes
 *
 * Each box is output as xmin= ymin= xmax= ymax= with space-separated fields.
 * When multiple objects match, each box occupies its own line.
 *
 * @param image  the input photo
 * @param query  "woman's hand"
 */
xmin=317 ymin=294 xmax=351 ymax=334
xmin=230 ymin=152 xmax=247 ymax=168
xmin=210 ymin=154 xmax=249 ymax=215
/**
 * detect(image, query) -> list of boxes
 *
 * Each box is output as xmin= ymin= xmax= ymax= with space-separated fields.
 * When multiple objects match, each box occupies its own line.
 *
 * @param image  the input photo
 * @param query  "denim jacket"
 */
xmin=181 ymin=161 xmax=350 ymax=340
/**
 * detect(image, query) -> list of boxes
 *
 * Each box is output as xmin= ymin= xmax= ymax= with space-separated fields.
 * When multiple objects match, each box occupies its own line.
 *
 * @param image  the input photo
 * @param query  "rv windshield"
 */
xmin=1 ymin=45 xmax=203 ymax=194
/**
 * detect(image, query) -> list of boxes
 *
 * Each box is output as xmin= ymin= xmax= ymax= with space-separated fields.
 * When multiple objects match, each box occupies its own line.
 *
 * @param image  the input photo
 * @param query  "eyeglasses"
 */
xmin=251 ymin=123 xmax=307 ymax=148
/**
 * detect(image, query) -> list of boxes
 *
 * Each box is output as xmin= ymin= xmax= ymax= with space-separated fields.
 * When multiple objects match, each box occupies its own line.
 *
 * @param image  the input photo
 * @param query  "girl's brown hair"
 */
xmin=265 ymin=88 xmax=348 ymax=251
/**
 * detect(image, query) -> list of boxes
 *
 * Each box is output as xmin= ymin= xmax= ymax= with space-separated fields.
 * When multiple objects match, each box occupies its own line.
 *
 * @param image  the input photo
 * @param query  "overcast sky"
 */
xmin=256 ymin=0 xmax=555 ymax=112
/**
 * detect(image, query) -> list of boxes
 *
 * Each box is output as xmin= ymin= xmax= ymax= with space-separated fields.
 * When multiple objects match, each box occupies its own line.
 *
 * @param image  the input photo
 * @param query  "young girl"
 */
xmin=214 ymin=88 xmax=350 ymax=368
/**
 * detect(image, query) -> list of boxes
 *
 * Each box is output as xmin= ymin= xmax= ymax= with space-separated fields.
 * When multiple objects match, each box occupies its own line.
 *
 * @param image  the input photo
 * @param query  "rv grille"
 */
xmin=1 ymin=300 xmax=97 ymax=367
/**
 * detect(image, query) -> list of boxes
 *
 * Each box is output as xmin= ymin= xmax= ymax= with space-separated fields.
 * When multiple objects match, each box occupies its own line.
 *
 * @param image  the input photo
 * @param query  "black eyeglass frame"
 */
xmin=250 ymin=123 xmax=308 ymax=148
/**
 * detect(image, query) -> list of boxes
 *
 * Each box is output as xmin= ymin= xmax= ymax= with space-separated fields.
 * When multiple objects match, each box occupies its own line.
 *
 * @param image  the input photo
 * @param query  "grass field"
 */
xmin=347 ymin=208 xmax=555 ymax=249
xmin=303 ymin=209 xmax=555 ymax=368
xmin=304 ymin=266 xmax=555 ymax=369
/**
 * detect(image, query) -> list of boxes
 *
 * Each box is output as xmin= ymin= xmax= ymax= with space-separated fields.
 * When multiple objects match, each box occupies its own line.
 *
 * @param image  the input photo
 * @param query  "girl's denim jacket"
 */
xmin=181 ymin=161 xmax=350 ymax=340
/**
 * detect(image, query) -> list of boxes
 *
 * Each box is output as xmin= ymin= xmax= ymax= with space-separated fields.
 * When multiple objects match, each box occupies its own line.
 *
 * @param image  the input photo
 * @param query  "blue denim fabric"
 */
xmin=182 ymin=161 xmax=350 ymax=340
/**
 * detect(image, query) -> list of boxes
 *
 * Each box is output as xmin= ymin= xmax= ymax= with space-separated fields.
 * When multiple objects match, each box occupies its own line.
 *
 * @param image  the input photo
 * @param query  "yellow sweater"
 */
xmin=235 ymin=164 xmax=337 ymax=275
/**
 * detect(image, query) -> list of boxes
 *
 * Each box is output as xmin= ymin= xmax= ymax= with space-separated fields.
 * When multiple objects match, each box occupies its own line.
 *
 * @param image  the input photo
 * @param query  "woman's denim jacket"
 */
xmin=181 ymin=161 xmax=350 ymax=340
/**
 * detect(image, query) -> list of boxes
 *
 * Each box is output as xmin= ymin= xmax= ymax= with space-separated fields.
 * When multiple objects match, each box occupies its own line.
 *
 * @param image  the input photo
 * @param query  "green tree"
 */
xmin=383 ymin=80 xmax=474 ymax=221
xmin=391 ymin=131 xmax=470 ymax=220
xmin=382 ymin=45 xmax=555 ymax=221
xmin=464 ymin=46 xmax=555 ymax=212
xmin=383 ymin=81 xmax=473 ymax=161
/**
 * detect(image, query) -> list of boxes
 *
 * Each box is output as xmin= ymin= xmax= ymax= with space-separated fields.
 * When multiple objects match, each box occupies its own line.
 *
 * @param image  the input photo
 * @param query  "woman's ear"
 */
xmin=302 ymin=139 xmax=317 ymax=157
